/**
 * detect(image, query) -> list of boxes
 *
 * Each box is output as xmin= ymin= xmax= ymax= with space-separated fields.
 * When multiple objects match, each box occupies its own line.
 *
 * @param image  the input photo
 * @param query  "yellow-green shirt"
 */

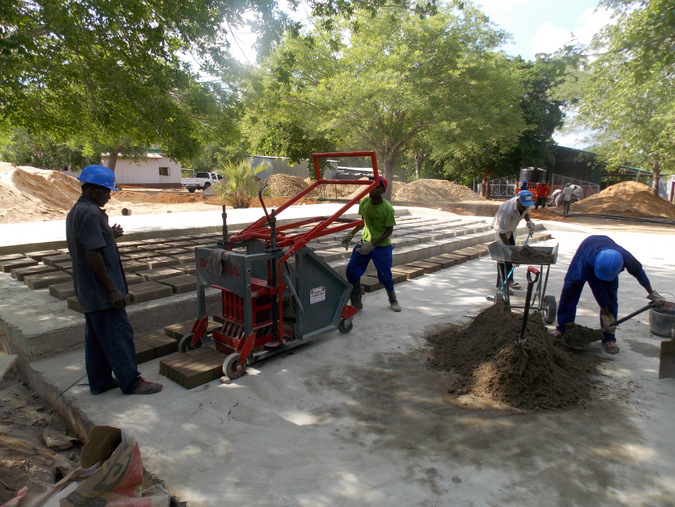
xmin=359 ymin=196 xmax=396 ymax=246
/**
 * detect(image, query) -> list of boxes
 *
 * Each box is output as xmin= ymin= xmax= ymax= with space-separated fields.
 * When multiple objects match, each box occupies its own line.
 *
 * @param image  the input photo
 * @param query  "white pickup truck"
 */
xmin=181 ymin=171 xmax=223 ymax=192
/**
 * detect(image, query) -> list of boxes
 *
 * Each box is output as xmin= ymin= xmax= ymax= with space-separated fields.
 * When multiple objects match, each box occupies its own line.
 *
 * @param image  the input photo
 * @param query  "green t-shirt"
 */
xmin=359 ymin=196 xmax=396 ymax=246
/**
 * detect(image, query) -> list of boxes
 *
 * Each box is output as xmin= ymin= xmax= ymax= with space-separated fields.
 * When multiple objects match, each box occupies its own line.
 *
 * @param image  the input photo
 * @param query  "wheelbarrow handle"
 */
xmin=526 ymin=266 xmax=540 ymax=284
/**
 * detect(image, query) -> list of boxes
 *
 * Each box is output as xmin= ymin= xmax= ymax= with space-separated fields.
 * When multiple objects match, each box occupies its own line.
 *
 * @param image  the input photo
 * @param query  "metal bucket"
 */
xmin=650 ymin=302 xmax=675 ymax=337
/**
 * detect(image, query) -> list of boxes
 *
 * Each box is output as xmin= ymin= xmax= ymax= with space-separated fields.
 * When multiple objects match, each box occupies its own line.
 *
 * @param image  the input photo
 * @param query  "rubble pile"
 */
xmin=394 ymin=179 xmax=483 ymax=204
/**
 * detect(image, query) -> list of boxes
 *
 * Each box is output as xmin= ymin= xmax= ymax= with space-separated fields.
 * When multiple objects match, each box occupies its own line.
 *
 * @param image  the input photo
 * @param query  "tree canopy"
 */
xmin=242 ymin=4 xmax=533 ymax=195
xmin=572 ymin=0 xmax=674 ymax=192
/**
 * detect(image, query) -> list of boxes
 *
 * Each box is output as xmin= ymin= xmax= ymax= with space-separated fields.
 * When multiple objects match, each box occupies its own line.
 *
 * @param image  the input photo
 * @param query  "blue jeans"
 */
xmin=557 ymin=279 xmax=619 ymax=342
xmin=84 ymin=308 xmax=141 ymax=394
xmin=346 ymin=244 xmax=395 ymax=292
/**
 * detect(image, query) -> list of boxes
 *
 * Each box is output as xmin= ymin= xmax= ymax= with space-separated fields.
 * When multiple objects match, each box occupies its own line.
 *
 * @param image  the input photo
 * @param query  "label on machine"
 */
xmin=309 ymin=286 xmax=326 ymax=304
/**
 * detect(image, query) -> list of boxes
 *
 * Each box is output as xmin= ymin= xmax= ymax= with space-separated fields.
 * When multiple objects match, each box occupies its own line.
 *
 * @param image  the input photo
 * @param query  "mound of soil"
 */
xmin=426 ymin=301 xmax=603 ymax=411
xmin=264 ymin=173 xmax=308 ymax=198
xmin=394 ymin=179 xmax=483 ymax=204
xmin=572 ymin=181 xmax=675 ymax=218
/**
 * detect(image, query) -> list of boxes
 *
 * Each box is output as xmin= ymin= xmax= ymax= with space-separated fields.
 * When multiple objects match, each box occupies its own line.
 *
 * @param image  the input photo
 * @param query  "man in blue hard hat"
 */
xmin=66 ymin=165 xmax=163 ymax=394
xmin=491 ymin=189 xmax=536 ymax=291
xmin=554 ymin=235 xmax=665 ymax=354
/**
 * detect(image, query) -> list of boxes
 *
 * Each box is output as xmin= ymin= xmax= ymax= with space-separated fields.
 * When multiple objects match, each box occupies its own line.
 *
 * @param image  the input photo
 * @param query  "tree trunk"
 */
xmin=107 ymin=150 xmax=119 ymax=172
xmin=482 ymin=170 xmax=490 ymax=199
xmin=651 ymin=158 xmax=661 ymax=197
xmin=380 ymin=154 xmax=397 ymax=202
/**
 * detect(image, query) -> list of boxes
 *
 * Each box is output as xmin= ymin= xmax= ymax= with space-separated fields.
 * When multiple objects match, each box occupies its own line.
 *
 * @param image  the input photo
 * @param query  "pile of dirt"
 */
xmin=425 ymin=301 xmax=604 ymax=411
xmin=0 ymin=162 xmax=120 ymax=223
xmin=572 ymin=181 xmax=675 ymax=218
xmin=394 ymin=179 xmax=483 ymax=204
xmin=264 ymin=173 xmax=308 ymax=198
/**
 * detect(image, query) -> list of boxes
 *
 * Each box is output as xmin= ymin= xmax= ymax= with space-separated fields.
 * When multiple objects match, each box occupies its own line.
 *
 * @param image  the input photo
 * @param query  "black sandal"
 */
xmin=602 ymin=341 xmax=620 ymax=355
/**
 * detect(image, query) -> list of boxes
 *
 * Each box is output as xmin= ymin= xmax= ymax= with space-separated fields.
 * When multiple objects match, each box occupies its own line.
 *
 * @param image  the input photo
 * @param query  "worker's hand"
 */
xmin=357 ymin=241 xmax=375 ymax=255
xmin=527 ymin=220 xmax=535 ymax=233
xmin=112 ymin=224 xmax=124 ymax=238
xmin=647 ymin=290 xmax=666 ymax=307
xmin=601 ymin=313 xmax=617 ymax=333
xmin=108 ymin=288 xmax=127 ymax=309
xmin=341 ymin=232 xmax=354 ymax=250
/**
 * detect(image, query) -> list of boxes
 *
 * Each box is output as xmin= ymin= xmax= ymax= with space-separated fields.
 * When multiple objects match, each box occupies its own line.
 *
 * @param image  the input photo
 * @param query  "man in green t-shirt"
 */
xmin=341 ymin=176 xmax=401 ymax=312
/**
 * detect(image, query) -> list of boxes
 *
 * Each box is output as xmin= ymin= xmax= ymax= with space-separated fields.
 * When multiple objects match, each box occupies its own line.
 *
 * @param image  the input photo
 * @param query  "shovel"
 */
xmin=659 ymin=330 xmax=675 ymax=379
xmin=516 ymin=266 xmax=540 ymax=376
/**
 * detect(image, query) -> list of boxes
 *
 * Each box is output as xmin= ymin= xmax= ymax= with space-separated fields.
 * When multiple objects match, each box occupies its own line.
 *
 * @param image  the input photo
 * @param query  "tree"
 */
xmin=0 ymin=128 xmax=99 ymax=170
xmin=574 ymin=0 xmax=674 ymax=195
xmin=242 ymin=5 xmax=526 ymax=199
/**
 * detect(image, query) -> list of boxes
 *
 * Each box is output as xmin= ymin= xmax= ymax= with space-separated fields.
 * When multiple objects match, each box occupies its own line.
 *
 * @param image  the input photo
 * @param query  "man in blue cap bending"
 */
xmin=554 ymin=235 xmax=665 ymax=354
xmin=491 ymin=189 xmax=536 ymax=291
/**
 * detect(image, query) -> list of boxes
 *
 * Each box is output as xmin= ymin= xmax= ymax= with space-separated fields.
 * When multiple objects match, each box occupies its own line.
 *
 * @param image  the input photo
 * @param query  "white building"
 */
xmin=101 ymin=153 xmax=182 ymax=189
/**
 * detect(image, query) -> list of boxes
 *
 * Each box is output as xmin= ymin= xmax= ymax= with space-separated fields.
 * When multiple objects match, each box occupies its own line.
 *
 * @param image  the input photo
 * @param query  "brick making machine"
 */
xmin=179 ymin=151 xmax=382 ymax=379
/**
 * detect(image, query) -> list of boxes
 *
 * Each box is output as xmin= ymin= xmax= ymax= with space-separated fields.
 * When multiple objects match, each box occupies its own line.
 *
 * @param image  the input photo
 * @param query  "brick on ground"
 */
xmin=425 ymin=256 xmax=456 ymax=269
xmin=24 ymin=250 xmax=61 ymax=261
xmin=42 ymin=254 xmax=71 ymax=266
xmin=128 ymin=281 xmax=173 ymax=304
xmin=0 ymin=258 xmax=38 ymax=274
xmin=158 ymin=275 xmax=197 ymax=294
xmin=12 ymin=264 xmax=57 ymax=282
xmin=138 ymin=267 xmax=183 ymax=282
xmin=24 ymin=271 xmax=72 ymax=289
xmin=159 ymin=347 xmax=224 ymax=389
xmin=50 ymin=282 xmax=75 ymax=300
xmin=407 ymin=260 xmax=442 ymax=274
xmin=143 ymin=256 xmax=180 ymax=269
xmin=391 ymin=264 xmax=425 ymax=280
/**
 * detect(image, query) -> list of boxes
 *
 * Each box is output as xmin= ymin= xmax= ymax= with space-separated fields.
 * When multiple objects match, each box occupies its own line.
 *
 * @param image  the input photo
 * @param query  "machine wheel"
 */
xmin=223 ymin=353 xmax=247 ymax=380
xmin=178 ymin=333 xmax=201 ymax=353
xmin=542 ymin=295 xmax=557 ymax=324
xmin=338 ymin=318 xmax=353 ymax=334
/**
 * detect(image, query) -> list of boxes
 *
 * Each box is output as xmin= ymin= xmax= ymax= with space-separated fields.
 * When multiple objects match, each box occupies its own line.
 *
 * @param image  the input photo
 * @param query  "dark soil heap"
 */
xmin=426 ymin=301 xmax=603 ymax=411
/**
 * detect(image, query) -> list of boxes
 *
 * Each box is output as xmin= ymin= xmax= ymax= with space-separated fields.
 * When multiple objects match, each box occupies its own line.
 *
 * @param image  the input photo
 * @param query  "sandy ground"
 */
xmin=1 ymin=186 xmax=674 ymax=504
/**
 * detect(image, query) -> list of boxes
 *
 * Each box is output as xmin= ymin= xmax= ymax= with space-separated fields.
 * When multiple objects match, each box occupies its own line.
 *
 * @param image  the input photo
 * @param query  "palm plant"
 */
xmin=214 ymin=159 xmax=271 ymax=208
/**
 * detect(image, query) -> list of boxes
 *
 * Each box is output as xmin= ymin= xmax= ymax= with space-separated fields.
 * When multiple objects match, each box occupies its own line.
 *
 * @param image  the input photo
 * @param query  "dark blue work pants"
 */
xmin=346 ymin=244 xmax=395 ymax=293
xmin=84 ymin=308 xmax=141 ymax=394
xmin=557 ymin=279 xmax=619 ymax=343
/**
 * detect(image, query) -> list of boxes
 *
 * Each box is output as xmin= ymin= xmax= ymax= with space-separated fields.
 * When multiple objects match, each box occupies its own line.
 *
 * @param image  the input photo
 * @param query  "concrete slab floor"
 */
xmin=23 ymin=222 xmax=675 ymax=506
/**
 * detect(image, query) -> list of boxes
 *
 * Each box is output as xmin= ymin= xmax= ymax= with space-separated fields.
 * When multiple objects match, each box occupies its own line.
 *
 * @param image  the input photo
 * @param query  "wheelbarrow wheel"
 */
xmin=338 ymin=318 xmax=353 ymax=334
xmin=178 ymin=333 xmax=201 ymax=353
xmin=542 ymin=295 xmax=557 ymax=324
xmin=223 ymin=353 xmax=247 ymax=380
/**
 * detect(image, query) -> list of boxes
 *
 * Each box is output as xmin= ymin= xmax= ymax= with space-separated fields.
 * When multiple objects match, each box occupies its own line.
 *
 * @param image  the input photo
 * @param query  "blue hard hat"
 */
xmin=594 ymin=249 xmax=624 ymax=281
xmin=517 ymin=189 xmax=534 ymax=207
xmin=78 ymin=165 xmax=117 ymax=192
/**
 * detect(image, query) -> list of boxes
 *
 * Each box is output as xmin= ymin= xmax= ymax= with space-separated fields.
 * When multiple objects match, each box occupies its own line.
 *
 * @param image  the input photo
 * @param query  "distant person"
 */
xmin=491 ymin=189 xmax=536 ymax=291
xmin=535 ymin=181 xmax=550 ymax=209
xmin=341 ymin=176 xmax=401 ymax=312
xmin=516 ymin=179 xmax=528 ymax=195
xmin=554 ymin=235 xmax=665 ymax=354
xmin=66 ymin=165 xmax=163 ymax=395
xmin=561 ymin=182 xmax=574 ymax=215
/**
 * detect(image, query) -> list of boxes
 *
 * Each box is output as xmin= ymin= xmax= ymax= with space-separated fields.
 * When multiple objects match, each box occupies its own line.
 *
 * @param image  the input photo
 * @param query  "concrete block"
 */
xmin=0 ymin=253 xmax=25 ymax=262
xmin=1 ymin=258 xmax=38 ymax=274
xmin=391 ymin=265 xmax=425 ymax=280
xmin=425 ymin=256 xmax=456 ymax=269
xmin=122 ymin=261 xmax=147 ymax=273
xmin=12 ymin=264 xmax=57 ymax=281
xmin=144 ymin=256 xmax=181 ymax=269
xmin=67 ymin=297 xmax=83 ymax=313
xmin=49 ymin=282 xmax=75 ymax=300
xmin=158 ymin=275 xmax=198 ymax=294
xmin=407 ymin=260 xmax=442 ymax=274
xmin=24 ymin=250 xmax=61 ymax=261
xmin=173 ymin=253 xmax=196 ymax=265
xmin=42 ymin=254 xmax=72 ymax=266
xmin=134 ymin=339 xmax=156 ymax=364
xmin=362 ymin=276 xmax=383 ymax=292
xmin=138 ymin=267 xmax=183 ymax=282
xmin=125 ymin=274 xmax=145 ymax=286
xmin=128 ymin=282 xmax=174 ymax=304
xmin=180 ymin=266 xmax=197 ymax=275
xmin=24 ymin=271 xmax=72 ymax=289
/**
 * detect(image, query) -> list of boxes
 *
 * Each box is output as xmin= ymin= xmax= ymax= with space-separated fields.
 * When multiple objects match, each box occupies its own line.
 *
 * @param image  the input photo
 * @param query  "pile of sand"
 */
xmin=394 ymin=179 xmax=483 ymax=204
xmin=573 ymin=181 xmax=675 ymax=218
xmin=264 ymin=174 xmax=308 ymax=198
xmin=0 ymin=162 xmax=120 ymax=223
xmin=425 ymin=301 xmax=603 ymax=411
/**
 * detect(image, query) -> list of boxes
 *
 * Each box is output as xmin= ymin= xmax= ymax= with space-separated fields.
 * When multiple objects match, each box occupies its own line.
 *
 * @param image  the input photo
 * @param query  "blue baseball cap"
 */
xmin=518 ymin=190 xmax=534 ymax=207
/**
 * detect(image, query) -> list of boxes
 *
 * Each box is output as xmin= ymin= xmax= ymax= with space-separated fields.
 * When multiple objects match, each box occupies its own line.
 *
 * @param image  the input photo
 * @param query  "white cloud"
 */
xmin=572 ymin=6 xmax=614 ymax=45
xmin=531 ymin=22 xmax=574 ymax=56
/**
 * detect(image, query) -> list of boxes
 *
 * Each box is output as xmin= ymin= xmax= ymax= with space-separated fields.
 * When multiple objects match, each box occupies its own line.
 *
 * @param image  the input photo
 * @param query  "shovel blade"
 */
xmin=659 ymin=338 xmax=675 ymax=379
